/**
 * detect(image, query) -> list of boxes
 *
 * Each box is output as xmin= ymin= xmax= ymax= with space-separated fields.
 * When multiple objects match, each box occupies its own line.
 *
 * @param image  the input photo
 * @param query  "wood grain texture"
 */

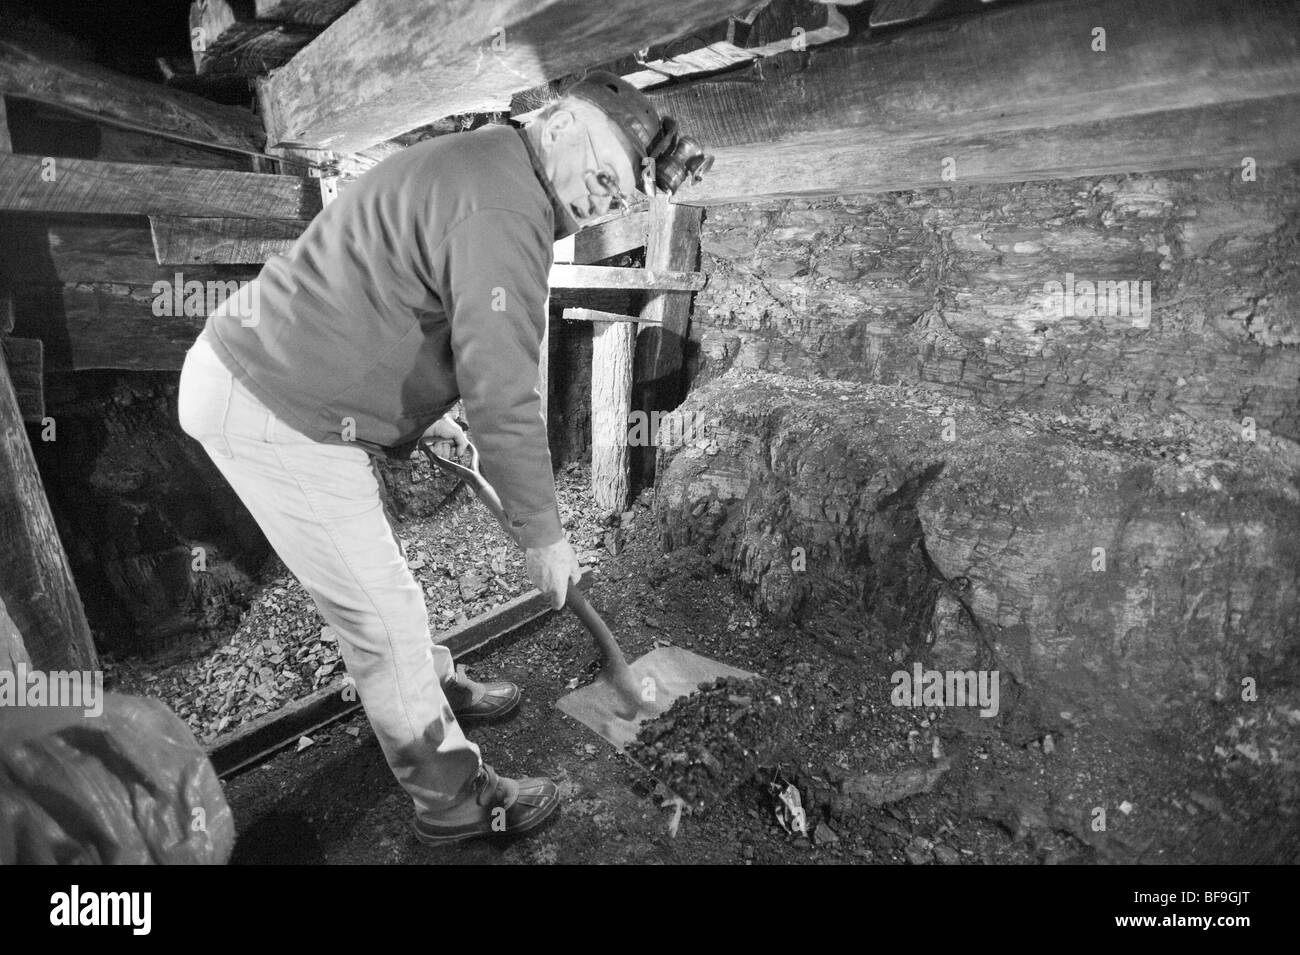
xmin=0 ymin=154 xmax=322 ymax=219
xmin=574 ymin=211 xmax=647 ymax=264
xmin=0 ymin=337 xmax=43 ymax=422
xmin=254 ymin=0 xmax=359 ymax=27
xmin=650 ymin=0 xmax=1300 ymax=201
xmin=633 ymin=200 xmax=702 ymax=483
xmin=550 ymin=264 xmax=702 ymax=291
xmin=0 ymin=343 xmax=97 ymax=671
xmin=0 ymin=219 xmax=262 ymax=285
xmin=258 ymin=0 xmax=759 ymax=151
xmin=191 ymin=1 xmax=318 ymax=76
xmin=0 ymin=36 xmax=264 ymax=152
xmin=150 ymin=215 xmax=305 ymax=264
xmin=591 ymin=318 xmax=635 ymax=511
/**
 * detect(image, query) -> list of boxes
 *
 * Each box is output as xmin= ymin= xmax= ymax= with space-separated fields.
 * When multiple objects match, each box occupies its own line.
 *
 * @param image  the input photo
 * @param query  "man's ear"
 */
xmin=542 ymin=107 xmax=577 ymax=148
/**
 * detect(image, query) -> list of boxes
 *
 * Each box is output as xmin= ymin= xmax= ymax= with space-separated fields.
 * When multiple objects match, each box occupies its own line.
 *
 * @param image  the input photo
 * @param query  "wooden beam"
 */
xmin=683 ymin=93 xmax=1300 ymax=203
xmin=0 ymin=36 xmax=264 ymax=153
xmin=591 ymin=319 xmax=635 ymax=512
xmin=562 ymin=307 xmax=652 ymax=325
xmin=149 ymin=208 xmax=652 ymax=268
xmin=150 ymin=215 xmax=305 ymax=265
xmin=650 ymin=0 xmax=1300 ymax=202
xmin=254 ymin=0 xmax=359 ymax=27
xmin=574 ymin=211 xmax=647 ymax=264
xmin=257 ymin=0 xmax=759 ymax=152
xmin=0 ymin=337 xmax=43 ymax=422
xmin=632 ymin=199 xmax=702 ymax=484
xmin=0 ymin=343 xmax=98 ymax=671
xmin=10 ymin=285 xmax=206 ymax=372
xmin=0 ymin=219 xmax=261 ymax=285
xmin=549 ymin=264 xmax=703 ymax=292
xmin=869 ymin=0 xmax=945 ymax=28
xmin=0 ymin=154 xmax=322 ymax=219
xmin=190 ymin=0 xmax=318 ymax=76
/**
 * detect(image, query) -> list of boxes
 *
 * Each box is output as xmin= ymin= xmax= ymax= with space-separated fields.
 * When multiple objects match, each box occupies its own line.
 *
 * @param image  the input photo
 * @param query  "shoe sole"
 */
xmin=413 ymin=799 xmax=560 ymax=848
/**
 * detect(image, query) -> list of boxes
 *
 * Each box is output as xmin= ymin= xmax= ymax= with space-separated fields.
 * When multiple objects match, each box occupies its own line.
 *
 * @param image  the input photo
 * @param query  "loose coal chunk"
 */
xmin=626 ymin=676 xmax=807 ymax=812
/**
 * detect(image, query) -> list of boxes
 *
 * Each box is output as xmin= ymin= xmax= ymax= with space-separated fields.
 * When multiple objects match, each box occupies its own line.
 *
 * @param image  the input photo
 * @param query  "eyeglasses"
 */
xmin=583 ymin=126 xmax=645 ymax=215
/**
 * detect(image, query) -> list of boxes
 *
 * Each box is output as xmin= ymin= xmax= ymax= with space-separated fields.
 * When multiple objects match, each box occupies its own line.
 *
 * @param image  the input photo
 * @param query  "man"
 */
xmin=178 ymin=72 xmax=707 ymax=846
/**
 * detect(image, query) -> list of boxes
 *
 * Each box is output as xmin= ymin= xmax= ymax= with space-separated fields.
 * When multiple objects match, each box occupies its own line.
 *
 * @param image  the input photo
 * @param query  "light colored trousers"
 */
xmin=177 ymin=333 xmax=482 ymax=818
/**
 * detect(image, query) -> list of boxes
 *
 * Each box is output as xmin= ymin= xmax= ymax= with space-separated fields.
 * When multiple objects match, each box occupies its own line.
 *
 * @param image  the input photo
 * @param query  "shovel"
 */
xmin=420 ymin=438 xmax=752 ymax=750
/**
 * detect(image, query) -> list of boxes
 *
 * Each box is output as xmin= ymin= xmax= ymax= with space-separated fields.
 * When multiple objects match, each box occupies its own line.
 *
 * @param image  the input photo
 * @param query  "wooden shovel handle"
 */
xmin=564 ymin=585 xmax=631 ymax=674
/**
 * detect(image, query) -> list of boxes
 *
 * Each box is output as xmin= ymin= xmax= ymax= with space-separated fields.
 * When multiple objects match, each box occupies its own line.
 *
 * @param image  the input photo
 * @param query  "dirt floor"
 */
xmin=182 ymin=462 xmax=1300 ymax=865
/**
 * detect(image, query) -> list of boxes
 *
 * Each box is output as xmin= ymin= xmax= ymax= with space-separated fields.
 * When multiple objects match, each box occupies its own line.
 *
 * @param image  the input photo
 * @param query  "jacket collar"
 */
xmin=517 ymin=126 xmax=581 ymax=241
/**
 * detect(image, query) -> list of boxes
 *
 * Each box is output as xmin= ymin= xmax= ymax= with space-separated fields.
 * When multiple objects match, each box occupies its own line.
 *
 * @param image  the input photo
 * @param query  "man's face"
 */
xmin=537 ymin=102 xmax=639 ymax=225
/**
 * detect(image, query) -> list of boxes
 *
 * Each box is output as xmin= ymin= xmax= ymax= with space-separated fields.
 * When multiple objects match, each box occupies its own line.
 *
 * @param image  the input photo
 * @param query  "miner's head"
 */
xmin=527 ymin=71 xmax=713 ymax=227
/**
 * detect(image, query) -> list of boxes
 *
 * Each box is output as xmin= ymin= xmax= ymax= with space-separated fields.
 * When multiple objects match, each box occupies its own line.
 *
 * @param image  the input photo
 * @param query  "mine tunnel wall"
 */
xmin=656 ymin=165 xmax=1300 ymax=721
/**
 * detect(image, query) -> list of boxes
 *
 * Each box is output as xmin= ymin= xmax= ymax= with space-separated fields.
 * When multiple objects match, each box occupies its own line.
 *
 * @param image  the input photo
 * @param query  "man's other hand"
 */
xmin=422 ymin=414 xmax=469 ymax=460
xmin=525 ymin=538 xmax=581 ymax=609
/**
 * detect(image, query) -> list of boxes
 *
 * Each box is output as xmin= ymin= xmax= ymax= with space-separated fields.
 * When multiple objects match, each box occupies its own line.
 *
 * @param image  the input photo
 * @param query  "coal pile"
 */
xmin=625 ymin=676 xmax=807 ymax=811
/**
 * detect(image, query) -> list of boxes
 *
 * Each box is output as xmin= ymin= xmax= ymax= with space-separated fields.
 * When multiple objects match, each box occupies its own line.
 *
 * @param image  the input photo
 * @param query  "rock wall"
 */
xmin=658 ymin=165 xmax=1300 ymax=718
xmin=655 ymin=372 xmax=1300 ymax=719
xmin=32 ymin=372 xmax=269 ymax=659
xmin=690 ymin=166 xmax=1300 ymax=441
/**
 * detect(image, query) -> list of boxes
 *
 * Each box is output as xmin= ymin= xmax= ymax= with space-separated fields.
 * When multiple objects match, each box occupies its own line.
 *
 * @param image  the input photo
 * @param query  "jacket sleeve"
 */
xmin=437 ymin=208 xmax=562 ymax=549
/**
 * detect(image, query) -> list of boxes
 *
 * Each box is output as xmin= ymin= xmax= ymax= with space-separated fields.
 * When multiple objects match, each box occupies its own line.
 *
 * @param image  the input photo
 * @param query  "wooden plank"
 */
xmin=650 ymin=0 xmax=1300 ymax=201
xmin=549 ymin=264 xmax=703 ymax=292
xmin=191 ymin=0 xmax=318 ymax=76
xmin=0 ymin=219 xmax=261 ymax=285
xmin=591 ymin=320 xmax=635 ymax=512
xmin=150 ymin=215 xmax=305 ymax=264
xmin=869 ymin=0 xmax=945 ymax=28
xmin=0 ymin=337 xmax=43 ymax=422
xmin=562 ymin=307 xmax=650 ymax=325
xmin=0 ymin=154 xmax=322 ymax=218
xmin=0 ymin=343 xmax=98 ymax=671
xmin=0 ymin=35 xmax=264 ymax=153
xmin=254 ymin=0 xmax=359 ymax=26
xmin=632 ymin=199 xmax=702 ymax=484
xmin=574 ymin=211 xmax=647 ymax=263
xmin=10 ymin=285 xmax=206 ymax=372
xmin=511 ymin=2 xmax=847 ymax=116
xmin=258 ymin=0 xmax=759 ymax=152
xmin=685 ymin=93 xmax=1300 ymax=203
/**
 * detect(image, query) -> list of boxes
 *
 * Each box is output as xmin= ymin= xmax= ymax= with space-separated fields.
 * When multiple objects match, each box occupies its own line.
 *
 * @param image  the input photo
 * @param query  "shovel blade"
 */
xmin=555 ymin=646 xmax=754 ymax=750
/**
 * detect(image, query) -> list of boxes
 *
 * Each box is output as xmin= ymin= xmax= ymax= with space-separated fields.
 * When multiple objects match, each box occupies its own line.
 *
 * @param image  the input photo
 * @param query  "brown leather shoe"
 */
xmin=413 ymin=765 xmax=560 ymax=847
xmin=442 ymin=665 xmax=521 ymax=725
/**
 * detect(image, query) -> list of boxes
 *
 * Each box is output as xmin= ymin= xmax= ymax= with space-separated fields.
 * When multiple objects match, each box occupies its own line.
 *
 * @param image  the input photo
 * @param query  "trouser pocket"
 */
xmin=177 ymin=336 xmax=235 ymax=458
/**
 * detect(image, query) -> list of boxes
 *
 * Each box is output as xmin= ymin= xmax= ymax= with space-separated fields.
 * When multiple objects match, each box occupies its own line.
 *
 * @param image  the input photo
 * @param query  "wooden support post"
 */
xmin=590 ymin=318 xmax=636 ymax=513
xmin=632 ymin=197 xmax=703 ymax=485
xmin=540 ymin=235 xmax=575 ymax=429
xmin=0 ymin=345 xmax=98 ymax=671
